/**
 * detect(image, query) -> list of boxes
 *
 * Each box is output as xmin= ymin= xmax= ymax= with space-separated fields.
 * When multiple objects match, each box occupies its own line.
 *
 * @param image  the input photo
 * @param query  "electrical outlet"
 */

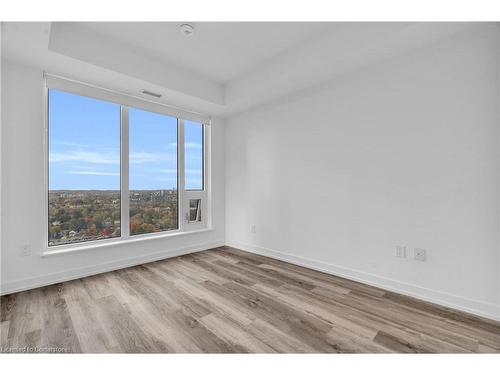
xmin=395 ymin=246 xmax=407 ymax=258
xmin=21 ymin=245 xmax=31 ymax=257
xmin=414 ymin=248 xmax=426 ymax=262
xmin=251 ymin=225 xmax=256 ymax=234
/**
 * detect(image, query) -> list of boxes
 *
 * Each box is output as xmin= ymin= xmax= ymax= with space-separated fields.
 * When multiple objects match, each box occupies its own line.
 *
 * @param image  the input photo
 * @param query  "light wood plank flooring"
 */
xmin=1 ymin=246 xmax=499 ymax=353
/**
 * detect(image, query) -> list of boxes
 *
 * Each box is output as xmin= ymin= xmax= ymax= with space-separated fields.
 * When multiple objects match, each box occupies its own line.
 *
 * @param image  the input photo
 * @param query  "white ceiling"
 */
xmin=76 ymin=22 xmax=333 ymax=83
xmin=1 ymin=22 xmax=478 ymax=118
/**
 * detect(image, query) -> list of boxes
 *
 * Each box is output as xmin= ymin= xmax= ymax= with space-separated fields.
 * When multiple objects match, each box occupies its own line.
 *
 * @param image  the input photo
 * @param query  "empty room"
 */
xmin=1 ymin=1 xmax=500 ymax=370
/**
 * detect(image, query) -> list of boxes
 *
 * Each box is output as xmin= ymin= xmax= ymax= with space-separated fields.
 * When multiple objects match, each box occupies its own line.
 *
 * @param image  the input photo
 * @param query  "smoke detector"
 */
xmin=179 ymin=24 xmax=195 ymax=37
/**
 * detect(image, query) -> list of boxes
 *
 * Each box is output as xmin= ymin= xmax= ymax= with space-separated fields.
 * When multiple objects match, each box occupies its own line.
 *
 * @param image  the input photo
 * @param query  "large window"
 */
xmin=129 ymin=108 xmax=178 ymax=235
xmin=46 ymin=83 xmax=207 ymax=249
xmin=48 ymin=89 xmax=121 ymax=246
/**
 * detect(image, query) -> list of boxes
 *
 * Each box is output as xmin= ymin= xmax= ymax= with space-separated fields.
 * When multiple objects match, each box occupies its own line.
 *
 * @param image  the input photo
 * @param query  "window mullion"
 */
xmin=204 ymin=123 xmax=211 ymax=228
xmin=178 ymin=118 xmax=185 ymax=231
xmin=120 ymin=106 xmax=130 ymax=239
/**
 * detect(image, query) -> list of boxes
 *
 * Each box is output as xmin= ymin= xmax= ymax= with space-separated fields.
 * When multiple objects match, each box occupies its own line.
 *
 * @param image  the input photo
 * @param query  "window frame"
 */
xmin=43 ymin=75 xmax=211 ymax=255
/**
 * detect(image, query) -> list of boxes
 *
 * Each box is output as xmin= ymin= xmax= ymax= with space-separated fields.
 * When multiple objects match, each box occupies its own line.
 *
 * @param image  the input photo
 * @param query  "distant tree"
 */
xmin=144 ymin=211 xmax=154 ymax=223
xmin=69 ymin=217 xmax=84 ymax=231
xmin=49 ymin=225 xmax=61 ymax=238
xmin=88 ymin=223 xmax=97 ymax=235
xmin=136 ymin=223 xmax=155 ymax=234
xmin=130 ymin=222 xmax=138 ymax=234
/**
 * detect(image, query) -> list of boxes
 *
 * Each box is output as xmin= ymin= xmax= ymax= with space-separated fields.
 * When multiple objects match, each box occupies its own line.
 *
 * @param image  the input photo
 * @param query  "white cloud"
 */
xmin=51 ymin=150 xmax=178 ymax=165
xmin=156 ymin=168 xmax=200 ymax=175
xmin=56 ymin=141 xmax=88 ymax=147
xmin=68 ymin=171 xmax=120 ymax=176
xmin=129 ymin=151 xmax=176 ymax=164
xmin=166 ymin=142 xmax=200 ymax=150
xmin=72 ymin=165 xmax=105 ymax=170
xmin=157 ymin=169 xmax=178 ymax=174
xmin=49 ymin=151 xmax=119 ymax=164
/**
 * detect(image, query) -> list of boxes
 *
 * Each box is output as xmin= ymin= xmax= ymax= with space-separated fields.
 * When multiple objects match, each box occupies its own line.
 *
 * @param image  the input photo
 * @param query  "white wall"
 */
xmin=226 ymin=26 xmax=500 ymax=320
xmin=0 ymin=60 xmax=225 ymax=293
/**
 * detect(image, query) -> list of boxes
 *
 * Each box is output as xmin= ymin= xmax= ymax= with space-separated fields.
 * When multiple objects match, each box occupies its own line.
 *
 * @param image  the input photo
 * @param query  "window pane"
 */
xmin=129 ymin=108 xmax=178 ymax=235
xmin=48 ymin=89 xmax=121 ymax=246
xmin=189 ymin=199 xmax=202 ymax=222
xmin=184 ymin=121 xmax=203 ymax=190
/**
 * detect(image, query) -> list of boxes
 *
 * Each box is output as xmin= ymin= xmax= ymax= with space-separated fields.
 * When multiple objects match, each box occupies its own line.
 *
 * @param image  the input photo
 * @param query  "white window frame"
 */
xmin=42 ymin=73 xmax=211 ymax=255
xmin=181 ymin=119 xmax=208 ymax=231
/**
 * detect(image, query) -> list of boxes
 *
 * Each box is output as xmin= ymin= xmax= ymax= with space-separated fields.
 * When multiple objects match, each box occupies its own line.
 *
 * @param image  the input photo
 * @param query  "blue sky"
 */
xmin=49 ymin=89 xmax=203 ymax=190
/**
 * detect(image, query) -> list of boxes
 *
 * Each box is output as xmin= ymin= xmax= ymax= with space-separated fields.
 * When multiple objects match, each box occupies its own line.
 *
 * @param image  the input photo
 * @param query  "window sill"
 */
xmin=41 ymin=227 xmax=213 ymax=257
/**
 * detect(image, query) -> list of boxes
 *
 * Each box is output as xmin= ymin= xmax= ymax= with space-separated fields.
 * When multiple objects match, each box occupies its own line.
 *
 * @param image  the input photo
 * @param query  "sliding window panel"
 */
xmin=48 ymin=89 xmax=121 ymax=246
xmin=129 ymin=108 xmax=178 ymax=235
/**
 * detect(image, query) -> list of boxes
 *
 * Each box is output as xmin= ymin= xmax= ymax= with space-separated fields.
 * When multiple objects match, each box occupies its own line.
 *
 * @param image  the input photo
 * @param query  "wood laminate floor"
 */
xmin=1 ymin=246 xmax=499 ymax=353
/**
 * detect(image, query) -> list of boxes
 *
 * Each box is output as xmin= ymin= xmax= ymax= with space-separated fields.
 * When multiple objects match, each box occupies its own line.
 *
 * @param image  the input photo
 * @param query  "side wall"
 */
xmin=0 ymin=60 xmax=226 ymax=293
xmin=225 ymin=26 xmax=500 ymax=320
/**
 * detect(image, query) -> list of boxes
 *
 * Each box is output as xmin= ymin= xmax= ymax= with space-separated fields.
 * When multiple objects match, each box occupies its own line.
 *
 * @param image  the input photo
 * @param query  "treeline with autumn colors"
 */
xmin=48 ymin=190 xmax=121 ymax=246
xmin=48 ymin=189 xmax=177 ymax=246
xmin=129 ymin=190 xmax=178 ymax=234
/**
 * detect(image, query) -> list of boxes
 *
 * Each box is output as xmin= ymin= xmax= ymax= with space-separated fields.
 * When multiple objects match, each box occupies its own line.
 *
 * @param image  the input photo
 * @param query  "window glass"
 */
xmin=188 ymin=199 xmax=202 ymax=222
xmin=184 ymin=121 xmax=203 ymax=190
xmin=48 ymin=89 xmax=121 ymax=246
xmin=129 ymin=108 xmax=178 ymax=235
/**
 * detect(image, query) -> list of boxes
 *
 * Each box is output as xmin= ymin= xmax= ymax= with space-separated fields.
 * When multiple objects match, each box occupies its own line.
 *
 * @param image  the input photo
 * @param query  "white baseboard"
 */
xmin=226 ymin=240 xmax=500 ymax=322
xmin=3 ymin=237 xmax=499 ymax=322
xmin=0 ymin=240 xmax=225 ymax=295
